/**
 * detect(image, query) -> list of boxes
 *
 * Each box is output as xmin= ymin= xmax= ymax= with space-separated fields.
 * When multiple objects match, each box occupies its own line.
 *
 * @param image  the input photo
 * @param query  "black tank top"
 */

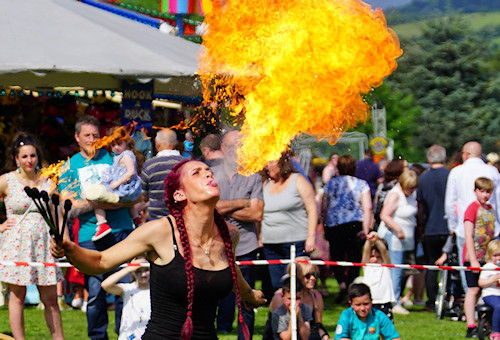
xmin=142 ymin=217 xmax=233 ymax=339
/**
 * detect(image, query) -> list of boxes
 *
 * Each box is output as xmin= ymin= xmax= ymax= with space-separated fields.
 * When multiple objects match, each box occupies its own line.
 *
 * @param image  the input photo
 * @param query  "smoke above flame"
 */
xmin=199 ymin=0 xmax=402 ymax=174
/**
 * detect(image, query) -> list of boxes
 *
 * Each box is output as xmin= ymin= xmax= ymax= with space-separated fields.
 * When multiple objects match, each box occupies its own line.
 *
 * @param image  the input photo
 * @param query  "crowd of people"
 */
xmin=1 ymin=115 xmax=500 ymax=340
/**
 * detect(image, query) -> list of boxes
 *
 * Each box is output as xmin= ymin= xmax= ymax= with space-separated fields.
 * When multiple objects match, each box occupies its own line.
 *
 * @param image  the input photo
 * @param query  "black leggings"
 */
xmin=325 ymin=221 xmax=363 ymax=288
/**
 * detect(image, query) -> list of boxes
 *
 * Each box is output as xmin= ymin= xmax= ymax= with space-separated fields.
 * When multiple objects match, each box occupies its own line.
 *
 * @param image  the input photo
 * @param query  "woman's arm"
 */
xmin=380 ymin=192 xmax=404 ymax=240
xmin=110 ymin=153 xmax=136 ymax=190
xmin=0 ymin=174 xmax=15 ymax=233
xmin=360 ymin=190 xmax=373 ymax=235
xmin=228 ymin=224 xmax=267 ymax=306
xmin=296 ymin=175 xmax=318 ymax=253
xmin=52 ymin=219 xmax=166 ymax=275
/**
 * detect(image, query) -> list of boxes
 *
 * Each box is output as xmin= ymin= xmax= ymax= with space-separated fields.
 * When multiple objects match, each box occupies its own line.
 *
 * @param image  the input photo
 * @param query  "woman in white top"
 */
xmin=379 ymin=170 xmax=418 ymax=315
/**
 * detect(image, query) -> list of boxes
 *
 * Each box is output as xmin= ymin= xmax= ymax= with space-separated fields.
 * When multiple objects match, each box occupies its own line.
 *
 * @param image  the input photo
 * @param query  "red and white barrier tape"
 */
xmin=237 ymin=259 xmax=500 ymax=272
xmin=0 ymin=261 xmax=148 ymax=268
xmin=1 ymin=259 xmax=499 ymax=271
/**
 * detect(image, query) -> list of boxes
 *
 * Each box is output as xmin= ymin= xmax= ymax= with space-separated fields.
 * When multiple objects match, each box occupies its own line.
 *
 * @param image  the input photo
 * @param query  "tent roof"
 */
xmin=0 ymin=0 xmax=202 ymax=96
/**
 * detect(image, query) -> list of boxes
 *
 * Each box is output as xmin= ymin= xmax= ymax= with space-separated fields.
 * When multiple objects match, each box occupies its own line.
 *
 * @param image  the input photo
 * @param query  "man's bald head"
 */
xmin=462 ymin=141 xmax=482 ymax=161
xmin=155 ymin=128 xmax=177 ymax=151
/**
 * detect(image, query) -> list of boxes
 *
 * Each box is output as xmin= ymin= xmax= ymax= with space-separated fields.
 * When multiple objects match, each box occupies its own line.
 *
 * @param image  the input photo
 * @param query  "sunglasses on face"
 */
xmin=304 ymin=272 xmax=319 ymax=279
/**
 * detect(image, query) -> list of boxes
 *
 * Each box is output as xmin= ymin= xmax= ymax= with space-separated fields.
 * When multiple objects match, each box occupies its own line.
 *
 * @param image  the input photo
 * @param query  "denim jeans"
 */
xmin=263 ymin=241 xmax=307 ymax=293
xmin=388 ymin=249 xmax=405 ymax=305
xmin=216 ymin=249 xmax=257 ymax=339
xmin=80 ymin=230 xmax=132 ymax=339
xmin=483 ymin=295 xmax=500 ymax=332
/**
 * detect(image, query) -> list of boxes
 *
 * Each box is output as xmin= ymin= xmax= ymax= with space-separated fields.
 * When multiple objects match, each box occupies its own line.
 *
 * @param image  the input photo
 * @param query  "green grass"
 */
xmin=0 ymin=279 xmax=466 ymax=339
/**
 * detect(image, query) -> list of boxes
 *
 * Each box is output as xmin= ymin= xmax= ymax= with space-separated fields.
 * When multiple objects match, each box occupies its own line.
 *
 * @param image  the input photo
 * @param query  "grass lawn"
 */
xmin=0 ymin=278 xmax=466 ymax=339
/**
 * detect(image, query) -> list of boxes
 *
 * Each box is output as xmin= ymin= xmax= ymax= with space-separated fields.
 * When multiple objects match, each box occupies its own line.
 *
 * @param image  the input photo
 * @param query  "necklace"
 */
xmin=190 ymin=232 xmax=215 ymax=256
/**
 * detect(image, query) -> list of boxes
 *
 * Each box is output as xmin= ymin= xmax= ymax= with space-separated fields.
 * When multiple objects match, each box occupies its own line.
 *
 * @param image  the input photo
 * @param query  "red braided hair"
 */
xmin=164 ymin=160 xmax=249 ymax=340
xmin=214 ymin=209 xmax=250 ymax=340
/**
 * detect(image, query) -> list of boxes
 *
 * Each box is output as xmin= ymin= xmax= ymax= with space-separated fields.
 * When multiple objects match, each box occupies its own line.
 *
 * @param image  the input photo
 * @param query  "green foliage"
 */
xmin=387 ymin=0 xmax=500 ymax=24
xmin=386 ymin=15 xmax=500 ymax=157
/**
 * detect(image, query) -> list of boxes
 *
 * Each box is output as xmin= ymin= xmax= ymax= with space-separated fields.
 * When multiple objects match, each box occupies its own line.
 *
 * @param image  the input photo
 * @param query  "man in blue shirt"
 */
xmin=59 ymin=116 xmax=134 ymax=340
xmin=355 ymin=149 xmax=383 ymax=199
xmin=335 ymin=283 xmax=400 ymax=340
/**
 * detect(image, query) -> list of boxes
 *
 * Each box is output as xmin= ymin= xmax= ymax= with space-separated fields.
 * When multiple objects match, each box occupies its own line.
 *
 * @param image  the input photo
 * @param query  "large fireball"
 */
xmin=199 ymin=0 xmax=402 ymax=174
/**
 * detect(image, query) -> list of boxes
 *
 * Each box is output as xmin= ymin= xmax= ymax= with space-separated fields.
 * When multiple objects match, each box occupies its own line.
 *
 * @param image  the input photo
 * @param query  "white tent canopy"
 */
xmin=0 ymin=0 xmax=202 ymax=96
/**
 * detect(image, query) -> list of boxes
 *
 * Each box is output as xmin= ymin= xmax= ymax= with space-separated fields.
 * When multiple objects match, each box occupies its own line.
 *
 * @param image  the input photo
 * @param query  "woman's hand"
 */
xmin=50 ymin=237 xmax=71 ymax=259
xmin=244 ymin=289 xmax=267 ymax=309
xmin=109 ymin=181 xmax=119 ymax=190
xmin=395 ymin=228 xmax=405 ymax=240
xmin=305 ymin=235 xmax=316 ymax=253
xmin=0 ymin=217 xmax=15 ymax=232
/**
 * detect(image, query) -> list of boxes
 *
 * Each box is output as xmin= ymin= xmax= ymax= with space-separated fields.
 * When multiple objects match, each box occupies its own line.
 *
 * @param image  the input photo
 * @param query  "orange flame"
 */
xmin=40 ymin=160 xmax=65 ymax=185
xmin=199 ymin=0 xmax=402 ymax=174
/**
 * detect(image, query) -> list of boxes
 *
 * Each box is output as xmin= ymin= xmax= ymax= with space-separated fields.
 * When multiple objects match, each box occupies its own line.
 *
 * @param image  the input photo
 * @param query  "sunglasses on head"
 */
xmin=304 ymin=272 xmax=319 ymax=279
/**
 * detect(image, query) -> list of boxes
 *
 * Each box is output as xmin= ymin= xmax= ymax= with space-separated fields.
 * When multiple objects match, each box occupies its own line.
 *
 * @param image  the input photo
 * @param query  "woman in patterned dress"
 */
xmin=321 ymin=154 xmax=374 ymax=303
xmin=0 ymin=132 xmax=64 ymax=340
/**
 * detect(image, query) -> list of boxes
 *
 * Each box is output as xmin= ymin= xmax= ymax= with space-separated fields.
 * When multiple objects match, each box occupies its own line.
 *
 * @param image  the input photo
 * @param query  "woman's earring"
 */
xmin=36 ymin=164 xmax=40 ymax=171
xmin=16 ymin=161 xmax=20 ymax=173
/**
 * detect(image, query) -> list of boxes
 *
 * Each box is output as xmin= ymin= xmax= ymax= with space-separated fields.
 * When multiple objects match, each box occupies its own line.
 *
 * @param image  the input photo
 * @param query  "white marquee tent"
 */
xmin=0 ymin=0 xmax=202 ymax=96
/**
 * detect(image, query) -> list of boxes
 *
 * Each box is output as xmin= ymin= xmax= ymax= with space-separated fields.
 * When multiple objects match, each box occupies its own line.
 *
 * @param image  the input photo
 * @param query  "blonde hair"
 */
xmin=475 ymin=177 xmax=495 ymax=192
xmin=286 ymin=256 xmax=318 ymax=279
xmin=399 ymin=170 xmax=418 ymax=190
xmin=486 ymin=240 xmax=500 ymax=262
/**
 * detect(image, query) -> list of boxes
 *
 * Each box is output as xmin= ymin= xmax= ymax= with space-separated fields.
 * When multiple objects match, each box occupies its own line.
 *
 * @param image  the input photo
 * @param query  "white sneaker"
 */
xmin=81 ymin=301 xmax=88 ymax=313
xmin=71 ymin=297 xmax=83 ymax=309
xmin=392 ymin=305 xmax=410 ymax=315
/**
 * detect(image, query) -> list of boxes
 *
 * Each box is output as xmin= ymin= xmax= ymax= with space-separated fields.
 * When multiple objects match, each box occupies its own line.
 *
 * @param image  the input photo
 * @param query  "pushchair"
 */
xmin=476 ymin=303 xmax=493 ymax=340
xmin=435 ymin=249 xmax=465 ymax=320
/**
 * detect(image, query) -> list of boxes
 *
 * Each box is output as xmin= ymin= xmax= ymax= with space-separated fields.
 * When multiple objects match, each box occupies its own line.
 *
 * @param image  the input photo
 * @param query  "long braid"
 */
xmin=214 ymin=210 xmax=250 ymax=340
xmin=165 ymin=160 xmax=195 ymax=339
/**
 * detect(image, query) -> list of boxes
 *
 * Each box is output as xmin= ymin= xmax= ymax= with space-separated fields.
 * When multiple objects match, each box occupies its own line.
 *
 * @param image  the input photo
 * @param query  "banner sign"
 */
xmin=121 ymin=80 xmax=154 ymax=130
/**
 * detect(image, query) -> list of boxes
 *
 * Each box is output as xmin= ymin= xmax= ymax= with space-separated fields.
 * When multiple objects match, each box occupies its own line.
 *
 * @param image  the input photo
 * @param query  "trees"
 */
xmin=380 ymin=16 xmax=500 ymax=159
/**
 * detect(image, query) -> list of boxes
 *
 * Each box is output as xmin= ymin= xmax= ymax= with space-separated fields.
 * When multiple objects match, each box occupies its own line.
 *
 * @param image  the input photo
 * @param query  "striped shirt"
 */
xmin=141 ymin=152 xmax=183 ymax=220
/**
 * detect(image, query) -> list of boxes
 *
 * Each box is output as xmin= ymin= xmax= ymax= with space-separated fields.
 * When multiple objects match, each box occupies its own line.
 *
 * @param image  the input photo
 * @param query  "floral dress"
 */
xmin=0 ymin=172 xmax=63 ymax=286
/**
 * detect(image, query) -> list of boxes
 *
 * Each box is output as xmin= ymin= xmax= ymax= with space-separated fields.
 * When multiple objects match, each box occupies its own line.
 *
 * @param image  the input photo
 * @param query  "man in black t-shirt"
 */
xmin=416 ymin=145 xmax=450 ymax=311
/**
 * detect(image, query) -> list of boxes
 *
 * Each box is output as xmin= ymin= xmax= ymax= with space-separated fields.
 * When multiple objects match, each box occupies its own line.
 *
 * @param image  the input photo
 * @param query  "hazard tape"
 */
xmin=1 ymin=259 xmax=499 ymax=271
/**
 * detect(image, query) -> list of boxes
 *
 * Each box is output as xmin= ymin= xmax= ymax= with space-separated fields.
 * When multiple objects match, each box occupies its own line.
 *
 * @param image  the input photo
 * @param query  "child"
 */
xmin=101 ymin=256 xmax=151 ymax=340
xmin=478 ymin=239 xmax=500 ymax=340
xmin=463 ymin=177 xmax=496 ymax=338
xmin=361 ymin=231 xmax=395 ymax=320
xmin=335 ymin=283 xmax=400 ymax=340
xmin=272 ymin=277 xmax=313 ymax=340
xmin=83 ymin=126 xmax=142 ymax=241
